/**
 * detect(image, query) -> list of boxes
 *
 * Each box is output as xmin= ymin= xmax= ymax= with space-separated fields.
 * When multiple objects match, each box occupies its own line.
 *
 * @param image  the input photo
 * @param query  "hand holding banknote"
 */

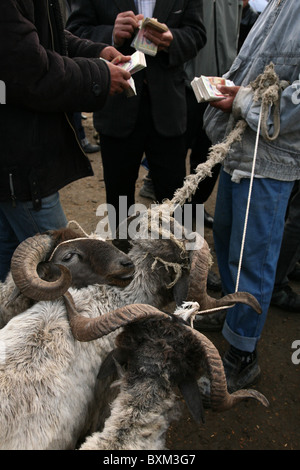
xmin=143 ymin=22 xmax=173 ymax=51
xmin=113 ymin=11 xmax=144 ymax=47
xmin=210 ymin=85 xmax=241 ymax=112
xmin=100 ymin=46 xmax=132 ymax=96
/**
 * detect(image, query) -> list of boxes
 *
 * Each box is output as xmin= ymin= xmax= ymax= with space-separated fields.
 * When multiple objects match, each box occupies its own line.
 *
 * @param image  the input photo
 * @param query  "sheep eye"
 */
xmin=62 ymin=252 xmax=74 ymax=262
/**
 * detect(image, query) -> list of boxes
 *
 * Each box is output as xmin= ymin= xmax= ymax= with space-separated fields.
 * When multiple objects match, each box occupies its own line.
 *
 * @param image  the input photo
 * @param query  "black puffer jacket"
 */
xmin=0 ymin=0 xmax=111 ymax=208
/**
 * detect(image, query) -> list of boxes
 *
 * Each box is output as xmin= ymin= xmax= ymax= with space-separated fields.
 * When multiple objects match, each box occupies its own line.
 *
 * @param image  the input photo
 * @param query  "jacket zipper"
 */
xmin=64 ymin=112 xmax=88 ymax=155
xmin=47 ymin=0 xmax=88 ymax=157
xmin=9 ymin=174 xmax=17 ymax=207
xmin=47 ymin=0 xmax=55 ymax=51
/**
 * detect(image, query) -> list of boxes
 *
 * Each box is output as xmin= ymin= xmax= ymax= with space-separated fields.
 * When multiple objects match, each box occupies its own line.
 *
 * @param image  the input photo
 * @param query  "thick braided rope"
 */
xmin=169 ymin=62 xmax=284 ymax=209
xmin=142 ymin=64 xmax=284 ymax=243
xmin=144 ymin=63 xmax=283 ymax=313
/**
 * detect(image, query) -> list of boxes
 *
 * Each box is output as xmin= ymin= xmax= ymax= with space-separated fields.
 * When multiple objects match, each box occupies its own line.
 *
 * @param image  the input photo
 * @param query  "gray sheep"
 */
xmin=74 ymin=304 xmax=269 ymax=450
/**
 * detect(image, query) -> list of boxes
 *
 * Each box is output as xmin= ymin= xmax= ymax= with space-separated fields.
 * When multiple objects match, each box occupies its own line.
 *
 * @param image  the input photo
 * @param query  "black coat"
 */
xmin=67 ymin=0 xmax=206 ymax=138
xmin=0 ymin=0 xmax=111 ymax=207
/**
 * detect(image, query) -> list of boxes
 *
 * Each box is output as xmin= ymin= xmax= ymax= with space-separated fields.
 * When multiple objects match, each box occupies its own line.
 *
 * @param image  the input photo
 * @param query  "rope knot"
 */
xmin=249 ymin=62 xmax=287 ymax=141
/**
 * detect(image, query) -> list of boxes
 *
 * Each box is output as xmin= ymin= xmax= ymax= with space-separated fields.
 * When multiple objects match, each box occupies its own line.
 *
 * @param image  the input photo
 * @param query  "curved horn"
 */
xmin=63 ymin=292 xmax=169 ymax=342
xmin=185 ymin=324 xmax=269 ymax=410
xmin=186 ymin=238 xmax=262 ymax=314
xmin=11 ymin=234 xmax=72 ymax=301
xmin=64 ymin=290 xmax=268 ymax=409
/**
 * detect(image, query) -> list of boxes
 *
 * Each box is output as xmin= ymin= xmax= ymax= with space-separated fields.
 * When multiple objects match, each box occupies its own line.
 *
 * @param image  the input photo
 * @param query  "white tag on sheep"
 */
xmin=173 ymin=301 xmax=199 ymax=327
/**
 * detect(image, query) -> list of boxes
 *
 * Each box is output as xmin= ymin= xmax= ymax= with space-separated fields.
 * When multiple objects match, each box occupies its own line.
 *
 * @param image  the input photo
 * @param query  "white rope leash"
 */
xmin=67 ymin=220 xmax=90 ymax=237
xmin=196 ymin=108 xmax=263 ymax=317
xmin=64 ymin=65 xmax=281 ymax=321
xmin=235 ymin=107 xmax=263 ymax=293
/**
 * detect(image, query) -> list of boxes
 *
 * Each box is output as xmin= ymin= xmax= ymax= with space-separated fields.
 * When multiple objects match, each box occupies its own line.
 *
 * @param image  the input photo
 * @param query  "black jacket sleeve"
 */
xmin=66 ymin=0 xmax=115 ymax=45
xmin=1 ymin=1 xmax=111 ymax=112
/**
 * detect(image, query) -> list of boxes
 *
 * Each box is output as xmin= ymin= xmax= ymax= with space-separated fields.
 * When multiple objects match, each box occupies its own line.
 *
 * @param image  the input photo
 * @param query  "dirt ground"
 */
xmin=60 ymin=115 xmax=300 ymax=451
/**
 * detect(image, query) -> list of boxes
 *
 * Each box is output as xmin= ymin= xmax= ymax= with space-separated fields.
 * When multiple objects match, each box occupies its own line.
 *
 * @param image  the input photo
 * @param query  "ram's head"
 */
xmin=62 ymin=300 xmax=269 ymax=419
xmin=10 ymin=228 xmax=135 ymax=302
xmin=113 ymin=209 xmax=262 ymax=316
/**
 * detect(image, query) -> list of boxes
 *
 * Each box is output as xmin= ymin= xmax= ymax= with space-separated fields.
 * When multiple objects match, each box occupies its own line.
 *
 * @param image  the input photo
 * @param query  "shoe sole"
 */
xmin=227 ymin=367 xmax=261 ymax=394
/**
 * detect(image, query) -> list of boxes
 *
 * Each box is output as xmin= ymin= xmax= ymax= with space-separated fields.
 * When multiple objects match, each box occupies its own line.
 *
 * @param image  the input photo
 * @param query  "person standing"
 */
xmin=0 ymin=0 xmax=132 ymax=282
xmin=203 ymin=0 xmax=300 ymax=391
xmin=184 ymin=0 xmax=243 ymax=228
xmin=238 ymin=0 xmax=259 ymax=51
xmin=66 ymin=0 xmax=206 ymax=234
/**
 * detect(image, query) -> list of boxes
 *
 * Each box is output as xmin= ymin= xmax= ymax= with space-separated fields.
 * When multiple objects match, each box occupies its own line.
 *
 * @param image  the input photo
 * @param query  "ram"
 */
xmin=0 ymin=214 xmax=262 ymax=449
xmin=0 ymin=227 xmax=134 ymax=328
xmin=73 ymin=304 xmax=269 ymax=450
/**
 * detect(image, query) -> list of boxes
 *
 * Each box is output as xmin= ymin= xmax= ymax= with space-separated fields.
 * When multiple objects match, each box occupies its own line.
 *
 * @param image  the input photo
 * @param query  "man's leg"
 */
xmin=0 ymin=193 xmax=67 ymax=282
xmin=271 ymin=181 xmax=300 ymax=312
xmin=0 ymin=210 xmax=19 ymax=282
xmin=213 ymin=170 xmax=293 ymax=391
xmin=146 ymin=132 xmax=187 ymax=204
xmin=99 ymin=86 xmax=151 ymax=233
xmin=99 ymin=133 xmax=144 ymax=234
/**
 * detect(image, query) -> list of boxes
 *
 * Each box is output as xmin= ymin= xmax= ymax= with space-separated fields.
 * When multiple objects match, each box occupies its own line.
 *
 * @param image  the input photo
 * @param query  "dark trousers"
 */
xmin=185 ymin=86 xmax=221 ymax=205
xmin=73 ymin=112 xmax=85 ymax=141
xmin=274 ymin=181 xmax=300 ymax=288
xmin=99 ymin=86 xmax=186 ymax=230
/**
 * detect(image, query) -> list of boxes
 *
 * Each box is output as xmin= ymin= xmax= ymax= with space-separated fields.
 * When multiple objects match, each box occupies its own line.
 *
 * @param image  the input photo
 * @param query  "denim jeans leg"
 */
xmin=0 ymin=193 xmax=67 ymax=282
xmin=214 ymin=169 xmax=294 ymax=352
xmin=0 ymin=211 xmax=20 ymax=282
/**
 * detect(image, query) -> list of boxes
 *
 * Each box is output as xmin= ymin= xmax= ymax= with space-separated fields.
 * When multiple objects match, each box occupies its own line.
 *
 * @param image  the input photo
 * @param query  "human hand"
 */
xmin=105 ymin=61 xmax=131 ymax=96
xmin=100 ymin=46 xmax=131 ymax=65
xmin=210 ymin=85 xmax=240 ymax=113
xmin=143 ymin=24 xmax=173 ymax=50
xmin=113 ymin=11 xmax=144 ymax=47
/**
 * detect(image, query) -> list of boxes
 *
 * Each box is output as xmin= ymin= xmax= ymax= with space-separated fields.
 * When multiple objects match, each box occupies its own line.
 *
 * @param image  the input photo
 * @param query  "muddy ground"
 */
xmin=60 ymin=115 xmax=300 ymax=451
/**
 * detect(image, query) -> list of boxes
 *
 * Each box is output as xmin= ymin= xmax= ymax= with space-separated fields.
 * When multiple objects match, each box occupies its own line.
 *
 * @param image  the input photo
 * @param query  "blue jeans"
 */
xmin=0 ymin=193 xmax=67 ymax=282
xmin=214 ymin=168 xmax=294 ymax=352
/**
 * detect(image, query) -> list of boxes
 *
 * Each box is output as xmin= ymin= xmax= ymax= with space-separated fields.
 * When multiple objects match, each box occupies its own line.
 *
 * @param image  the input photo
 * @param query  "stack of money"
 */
xmin=191 ymin=76 xmax=235 ymax=103
xmin=119 ymin=51 xmax=147 ymax=74
xmin=131 ymin=18 xmax=168 ymax=56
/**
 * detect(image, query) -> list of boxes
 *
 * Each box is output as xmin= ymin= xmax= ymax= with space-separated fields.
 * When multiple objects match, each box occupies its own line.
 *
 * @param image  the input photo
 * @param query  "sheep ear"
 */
xmin=37 ymin=261 xmax=64 ymax=281
xmin=5 ymin=285 xmax=21 ymax=307
xmin=178 ymin=378 xmax=205 ymax=424
xmin=172 ymin=273 xmax=189 ymax=306
xmin=97 ymin=348 xmax=129 ymax=380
